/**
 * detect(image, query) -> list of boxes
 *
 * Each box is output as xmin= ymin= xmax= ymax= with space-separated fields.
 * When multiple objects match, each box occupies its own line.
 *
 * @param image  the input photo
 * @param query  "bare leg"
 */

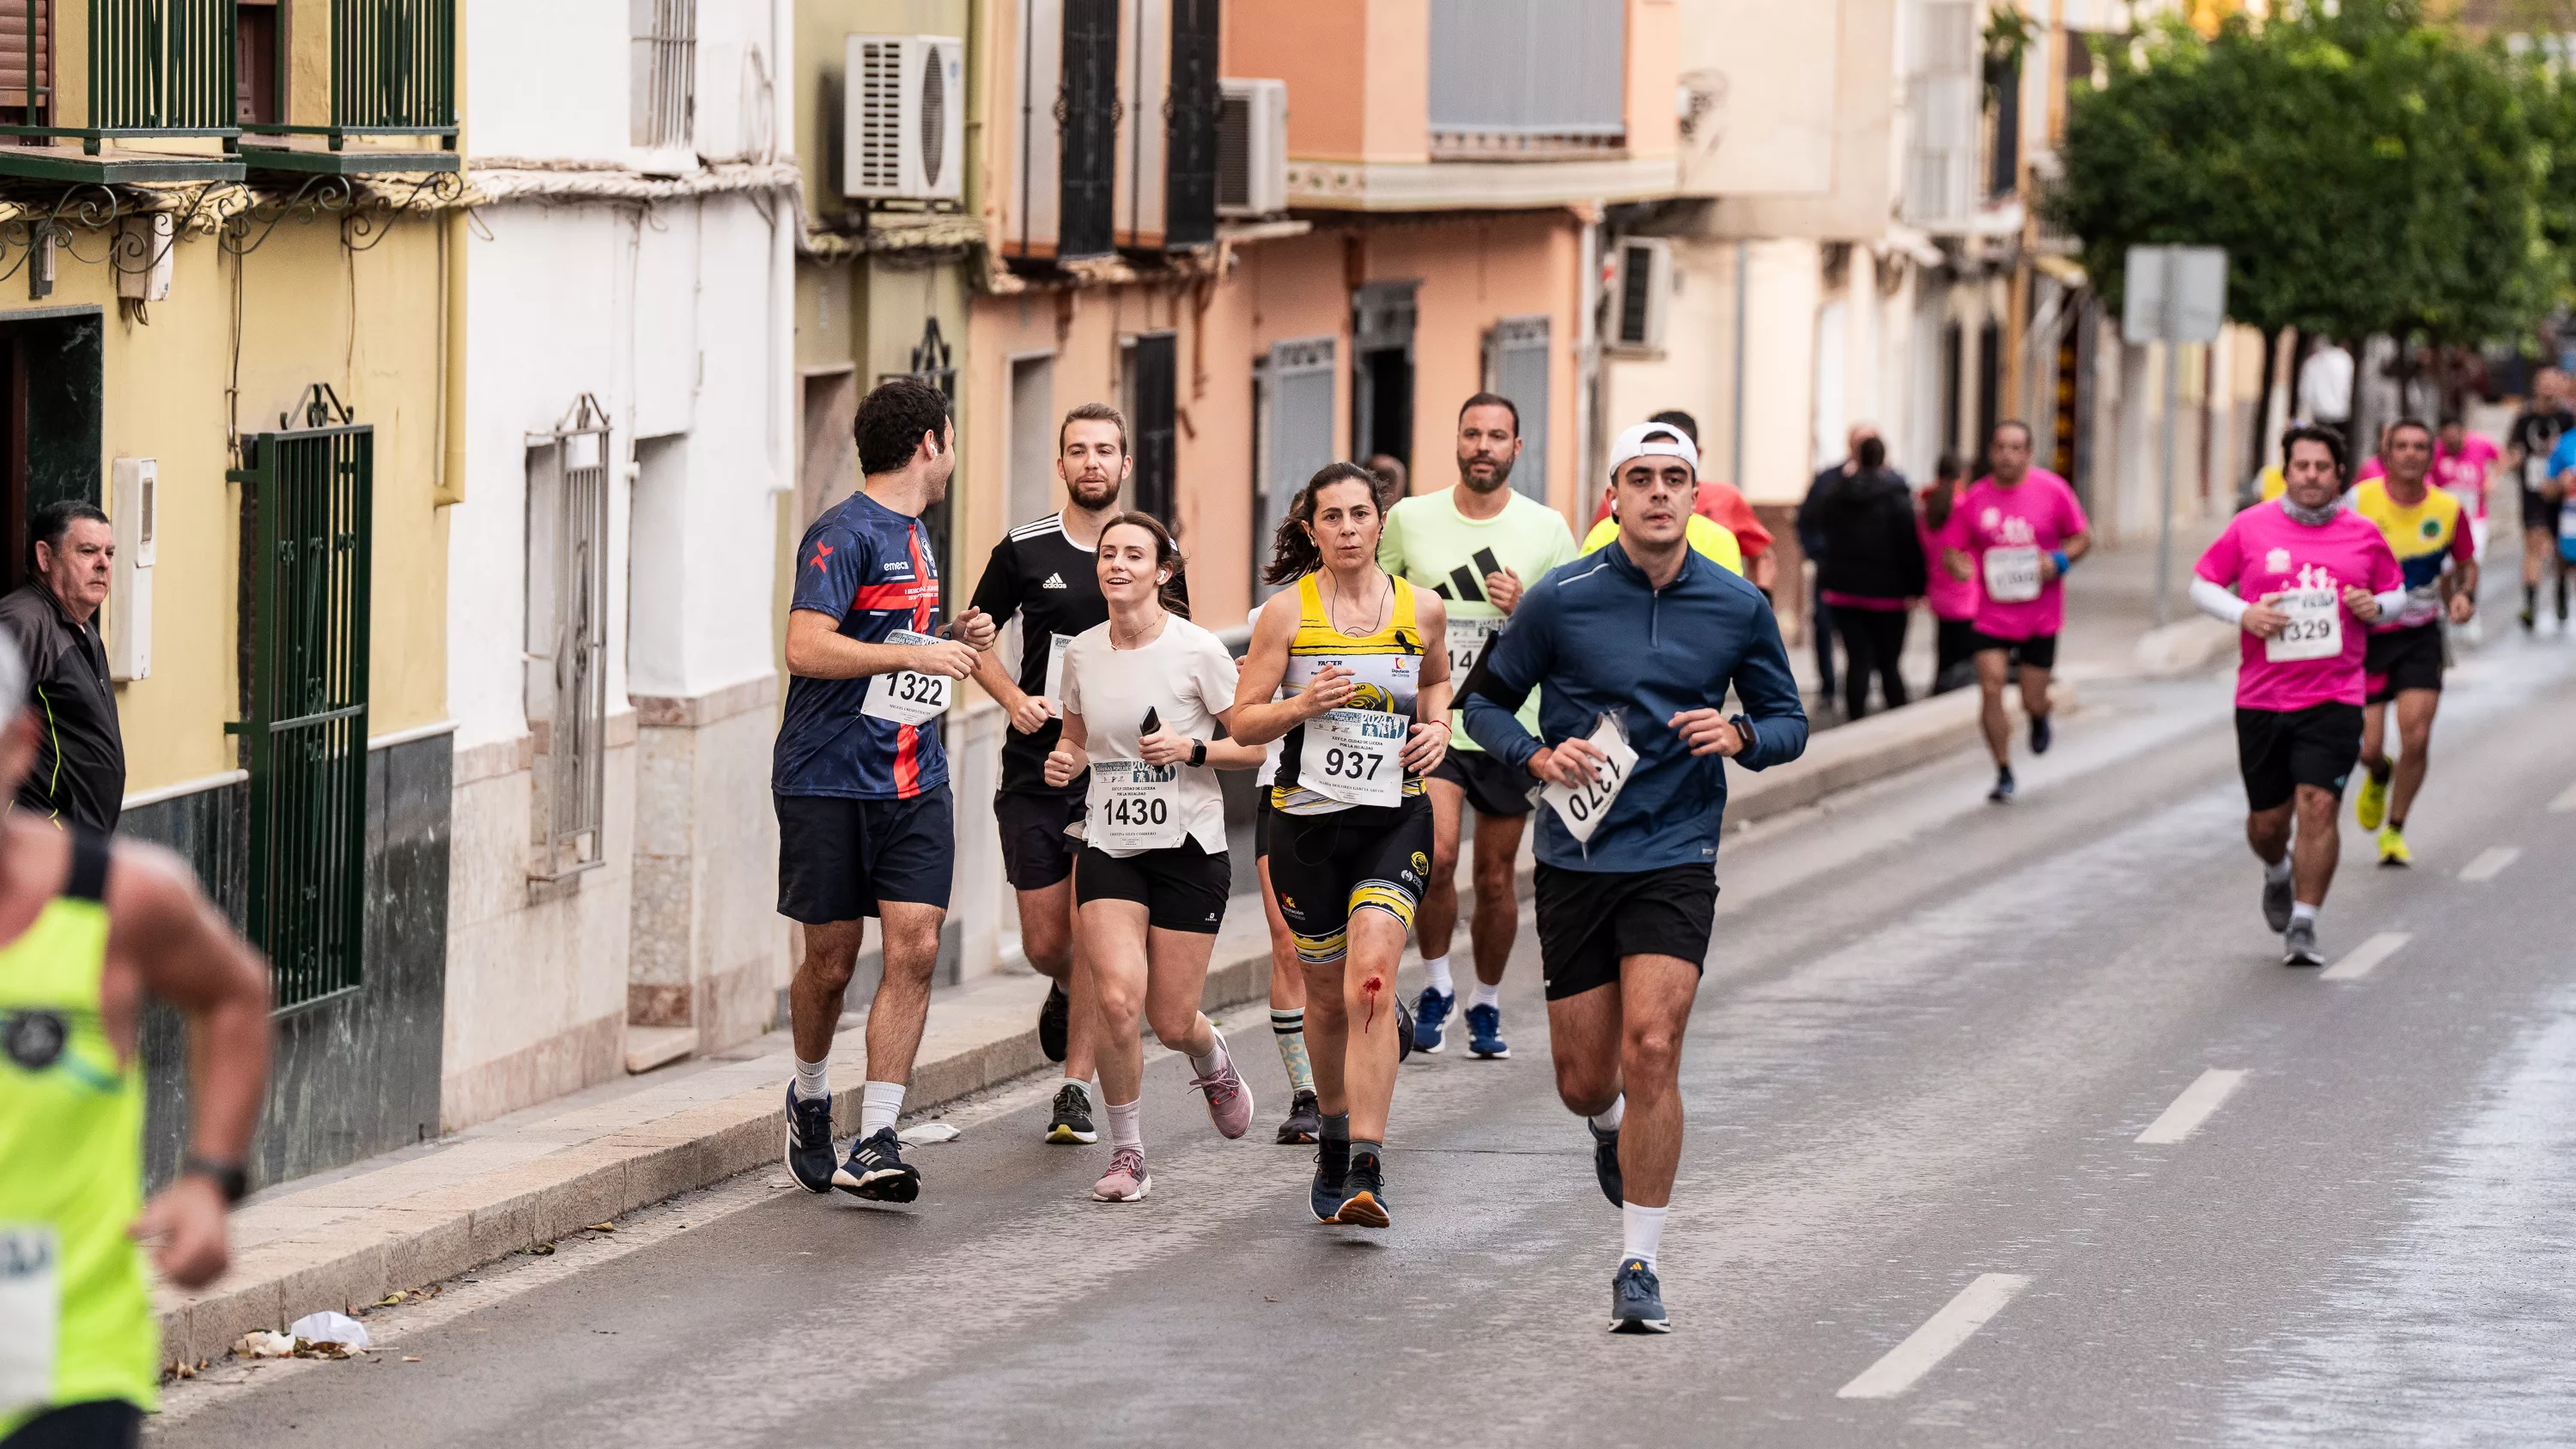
xmin=1974 ymin=648 xmax=2013 ymax=767
xmin=2245 ymin=800 xmax=2293 ymax=870
xmin=1468 ymin=809 xmax=1526 ymax=989
xmin=2385 ymin=689 xmax=2439 ymax=827
xmin=1546 ymin=981 xmax=1624 ymax=1119
xmin=1018 ymin=878 xmax=1097 ymax=1083
xmin=1260 ymin=856 xmax=1303 ymax=1015
xmin=2291 ymin=785 xmax=2342 ymax=908
xmin=1086 ymin=900 xmax=1154 ymax=1111
xmin=2360 ymin=700 xmax=2390 ymax=776
xmin=1338 ymin=910 xmax=1411 ymax=1142
xmin=2019 ymin=662 xmax=2053 ymax=723
xmin=1415 ymin=779 xmax=1467 ymax=965
xmin=861 ymin=901 xmax=947 ymax=1085
xmin=1301 ymin=953 xmax=1348 ymax=1116
xmin=1612 ymin=956 xmax=1703 ymax=1210
xmin=791 ymin=919 xmax=866 ymax=1064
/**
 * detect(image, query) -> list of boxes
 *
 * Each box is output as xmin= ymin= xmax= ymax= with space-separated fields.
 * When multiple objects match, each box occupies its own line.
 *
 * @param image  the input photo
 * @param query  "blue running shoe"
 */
xmin=784 ymin=1085 xmax=835 ymax=1194
xmin=1609 ymin=1259 xmax=1670 ymax=1333
xmin=832 ymin=1126 xmax=920 ymax=1203
xmin=1590 ymin=1120 xmax=1623 ymax=1208
xmin=1412 ymin=987 xmax=1453 ymax=1053
xmin=1335 ymin=1151 xmax=1390 ymax=1229
xmin=1464 ymin=1003 xmax=1510 ymax=1059
xmin=1310 ymin=1137 xmax=1350 ymax=1223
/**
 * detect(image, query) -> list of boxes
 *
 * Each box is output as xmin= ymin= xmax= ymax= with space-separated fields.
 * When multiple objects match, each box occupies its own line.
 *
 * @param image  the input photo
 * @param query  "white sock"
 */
xmin=1106 ymin=1099 xmax=1144 ymax=1150
xmin=793 ymin=1057 xmax=829 ymax=1104
xmin=1187 ymin=1027 xmax=1230 ymax=1081
xmin=2264 ymin=856 xmax=2293 ymax=884
xmin=1589 ymin=1094 xmax=1625 ymax=1134
xmin=2290 ymin=901 xmax=2319 ymax=927
xmin=1423 ymin=955 xmax=1455 ymax=995
xmin=1469 ymin=980 xmax=1502 ymax=1011
xmin=1621 ymin=1203 xmax=1668 ymax=1270
xmin=859 ymin=1080 xmax=906 ymax=1138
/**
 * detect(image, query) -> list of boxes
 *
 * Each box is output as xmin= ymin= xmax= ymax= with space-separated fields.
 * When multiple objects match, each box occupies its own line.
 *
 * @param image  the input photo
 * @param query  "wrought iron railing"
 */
xmin=530 ymin=396 xmax=609 ymax=882
xmin=241 ymin=0 xmax=455 ymax=149
xmin=0 ymin=0 xmax=238 ymax=153
xmin=630 ymin=0 xmax=693 ymax=150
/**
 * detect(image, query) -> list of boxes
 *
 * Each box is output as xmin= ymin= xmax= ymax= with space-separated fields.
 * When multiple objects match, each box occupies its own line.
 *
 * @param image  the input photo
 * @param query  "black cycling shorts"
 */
xmin=1969 ymin=630 xmax=2058 ymax=671
xmin=1075 ymin=839 xmax=1232 ymax=935
xmin=995 ymin=789 xmax=1084 ymax=890
xmin=775 ymin=786 xmax=955 ymax=923
xmin=1266 ymin=796 xmax=1434 ymax=965
xmin=1534 ymin=862 xmax=1719 ymax=1001
xmin=1426 ymin=747 xmax=1537 ymax=817
xmin=2364 ymin=622 xmax=2445 ymax=703
xmin=1253 ymin=796 xmax=1273 ymax=858
xmin=2234 ymin=703 xmax=2363 ymax=813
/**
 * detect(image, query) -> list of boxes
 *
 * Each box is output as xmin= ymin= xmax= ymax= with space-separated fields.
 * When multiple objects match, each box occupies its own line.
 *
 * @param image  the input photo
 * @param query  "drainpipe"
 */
xmin=436 ymin=6 xmax=470 ymax=508
xmin=1731 ymin=239 xmax=1748 ymax=488
xmin=1576 ymin=205 xmax=1600 ymax=518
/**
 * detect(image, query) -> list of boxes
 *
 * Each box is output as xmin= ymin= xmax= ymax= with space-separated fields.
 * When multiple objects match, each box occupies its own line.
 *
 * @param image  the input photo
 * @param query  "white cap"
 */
xmin=1607 ymin=421 xmax=1699 ymax=478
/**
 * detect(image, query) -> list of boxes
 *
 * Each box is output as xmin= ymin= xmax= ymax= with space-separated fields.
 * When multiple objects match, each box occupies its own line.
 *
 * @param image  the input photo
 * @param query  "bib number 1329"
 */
xmin=862 ymin=630 xmax=953 ymax=725
xmin=2264 ymin=588 xmax=2342 ymax=663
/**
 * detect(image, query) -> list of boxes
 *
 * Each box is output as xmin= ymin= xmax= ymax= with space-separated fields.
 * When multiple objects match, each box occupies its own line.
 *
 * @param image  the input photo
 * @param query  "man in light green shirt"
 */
xmin=1376 ymin=391 xmax=1577 ymax=1061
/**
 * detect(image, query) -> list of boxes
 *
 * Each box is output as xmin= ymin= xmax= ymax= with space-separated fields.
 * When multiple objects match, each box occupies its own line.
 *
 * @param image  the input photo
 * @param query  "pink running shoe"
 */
xmin=1092 ymin=1145 xmax=1151 ymax=1202
xmin=1189 ymin=1042 xmax=1256 ymax=1140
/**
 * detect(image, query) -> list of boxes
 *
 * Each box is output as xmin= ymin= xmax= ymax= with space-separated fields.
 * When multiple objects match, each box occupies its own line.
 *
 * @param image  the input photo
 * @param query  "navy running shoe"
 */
xmin=784 ymin=1085 xmax=835 ymax=1194
xmin=1590 ymin=1120 xmax=1623 ymax=1208
xmin=1987 ymin=765 xmax=2017 ymax=803
xmin=1610 ymin=1260 xmax=1670 ymax=1333
xmin=832 ymin=1126 xmax=921 ymax=1203
xmin=2029 ymin=712 xmax=2054 ymax=755
xmin=1335 ymin=1151 xmax=1390 ymax=1229
xmin=1037 ymin=981 xmax=1070 ymax=1064
xmin=1464 ymin=1003 xmax=1510 ymax=1059
xmin=1412 ymin=986 xmax=1453 ymax=1053
xmin=1310 ymin=1136 xmax=1350 ymax=1223
xmin=1395 ymin=994 xmax=1415 ymax=1064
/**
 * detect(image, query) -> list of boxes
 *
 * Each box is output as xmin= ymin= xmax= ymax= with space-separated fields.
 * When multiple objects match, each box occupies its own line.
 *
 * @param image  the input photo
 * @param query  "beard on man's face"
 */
xmin=1066 ymin=473 xmax=1121 ymax=511
xmin=1459 ymin=452 xmax=1515 ymax=494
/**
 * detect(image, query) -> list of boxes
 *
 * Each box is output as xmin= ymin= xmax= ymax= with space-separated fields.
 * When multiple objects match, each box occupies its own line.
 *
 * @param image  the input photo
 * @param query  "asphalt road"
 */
xmin=156 ymin=621 xmax=2576 ymax=1448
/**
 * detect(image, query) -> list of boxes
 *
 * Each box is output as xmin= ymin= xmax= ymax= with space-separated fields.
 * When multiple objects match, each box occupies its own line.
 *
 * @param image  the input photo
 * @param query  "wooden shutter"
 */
xmin=1492 ymin=317 xmax=1550 ymax=504
xmin=0 ymin=0 xmax=49 ymax=112
xmin=1058 ymin=0 xmax=1119 ymax=258
xmin=1128 ymin=333 xmax=1177 ymax=524
xmin=1162 ymin=0 xmax=1218 ymax=248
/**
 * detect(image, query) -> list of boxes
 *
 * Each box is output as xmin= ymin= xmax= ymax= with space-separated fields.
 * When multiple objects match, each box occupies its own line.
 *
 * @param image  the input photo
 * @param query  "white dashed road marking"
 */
xmin=2135 ymin=1069 xmax=2246 ymax=1145
xmin=1836 ymin=1273 xmax=2031 ymax=1400
xmin=2459 ymin=847 xmax=2521 ymax=883
xmin=2321 ymin=931 xmax=2412 ymax=982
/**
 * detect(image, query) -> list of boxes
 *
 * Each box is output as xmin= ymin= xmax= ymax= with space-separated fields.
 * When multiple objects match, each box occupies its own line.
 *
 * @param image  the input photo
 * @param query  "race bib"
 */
xmin=862 ymin=630 xmax=953 ymax=725
xmin=1086 ymin=761 xmax=1185 ymax=852
xmin=1445 ymin=615 xmax=1502 ymax=679
xmin=0 ymin=1225 xmax=58 ymax=1415
xmin=1540 ymin=717 xmax=1638 ymax=846
xmin=1042 ymin=634 xmax=1072 ymax=719
xmin=1303 ymin=709 xmax=1406 ymax=808
xmin=2264 ymin=587 xmax=2343 ymax=663
xmin=1983 ymin=545 xmax=2044 ymax=603
xmin=2561 ymin=504 xmax=2576 ymax=541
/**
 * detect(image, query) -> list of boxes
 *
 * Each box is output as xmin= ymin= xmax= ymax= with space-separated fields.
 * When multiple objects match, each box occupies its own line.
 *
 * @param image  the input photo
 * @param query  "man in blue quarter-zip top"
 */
xmin=1462 ymin=419 xmax=1807 ymax=1336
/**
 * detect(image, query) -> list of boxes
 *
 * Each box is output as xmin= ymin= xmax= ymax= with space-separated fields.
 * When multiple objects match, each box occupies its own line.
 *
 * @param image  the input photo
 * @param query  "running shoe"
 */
xmin=2282 ymin=919 xmax=2324 ymax=967
xmin=2377 ymin=825 xmax=2413 ymax=869
xmin=1091 ymin=1146 xmax=1151 ymax=1203
xmin=1310 ymin=1137 xmax=1350 ymax=1223
xmin=1464 ymin=1003 xmax=1510 ymax=1059
xmin=2355 ymin=771 xmax=2389 ymax=831
xmin=1335 ymin=1151 xmax=1391 ymax=1228
xmin=1188 ymin=1047 xmax=1256 ymax=1140
xmin=1987 ymin=766 xmax=2017 ymax=804
xmin=1412 ymin=986 xmax=1454 ymax=1054
xmin=1609 ymin=1260 xmax=1671 ymax=1334
xmin=783 ymin=1085 xmax=835 ymax=1194
xmin=2029 ymin=712 xmax=2053 ymax=755
xmin=1047 ymin=1082 xmax=1098 ymax=1144
xmin=1277 ymin=1088 xmax=1322 ymax=1145
xmin=1395 ymin=995 xmax=1416 ymax=1064
xmin=1037 ymin=980 xmax=1070 ymax=1064
xmin=832 ymin=1127 xmax=920 ymax=1202
xmin=1590 ymin=1119 xmax=1624 ymax=1208
xmin=2261 ymin=870 xmax=2294 ymax=935
xmin=2522 ymin=601 xmax=2539 ymax=632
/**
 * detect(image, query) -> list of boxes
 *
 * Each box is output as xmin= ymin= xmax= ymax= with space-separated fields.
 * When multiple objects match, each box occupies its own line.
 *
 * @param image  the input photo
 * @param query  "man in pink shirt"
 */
xmin=2190 ymin=424 xmax=2404 ymax=967
xmin=1941 ymin=421 xmax=2091 ymax=803
xmin=2433 ymin=414 xmax=2498 ymax=557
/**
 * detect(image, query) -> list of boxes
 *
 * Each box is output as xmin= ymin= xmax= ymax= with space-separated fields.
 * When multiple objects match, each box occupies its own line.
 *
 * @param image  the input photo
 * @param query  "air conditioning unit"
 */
xmin=1608 ymin=237 xmax=1672 ymax=351
xmin=843 ymin=34 xmax=965 ymax=203
xmin=1217 ymin=78 xmax=1287 ymax=218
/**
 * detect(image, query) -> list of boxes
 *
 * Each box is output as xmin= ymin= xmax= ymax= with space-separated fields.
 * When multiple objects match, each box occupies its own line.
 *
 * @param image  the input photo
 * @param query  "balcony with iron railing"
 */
xmin=240 ymin=0 xmax=455 ymax=173
xmin=0 ymin=0 xmax=246 ymax=183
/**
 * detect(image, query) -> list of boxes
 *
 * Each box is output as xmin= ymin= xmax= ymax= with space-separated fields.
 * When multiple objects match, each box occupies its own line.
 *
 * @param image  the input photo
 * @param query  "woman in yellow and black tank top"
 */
xmin=1230 ymin=463 xmax=1451 ymax=1230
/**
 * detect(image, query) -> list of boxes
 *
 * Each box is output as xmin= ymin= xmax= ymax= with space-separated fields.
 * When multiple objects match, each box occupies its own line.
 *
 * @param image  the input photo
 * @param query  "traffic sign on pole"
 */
xmin=2122 ymin=246 xmax=2230 ymax=623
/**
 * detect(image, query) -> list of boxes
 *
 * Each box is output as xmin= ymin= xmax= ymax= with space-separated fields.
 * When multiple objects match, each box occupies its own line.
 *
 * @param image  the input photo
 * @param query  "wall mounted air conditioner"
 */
xmin=1217 ymin=78 xmax=1287 ymax=218
xmin=844 ymin=33 xmax=965 ymax=203
xmin=1609 ymin=237 xmax=1672 ymax=351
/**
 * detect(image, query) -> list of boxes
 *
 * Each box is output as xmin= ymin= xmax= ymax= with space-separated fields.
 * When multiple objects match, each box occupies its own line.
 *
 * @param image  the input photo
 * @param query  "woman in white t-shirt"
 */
xmin=1045 ymin=514 xmax=1267 ymax=1203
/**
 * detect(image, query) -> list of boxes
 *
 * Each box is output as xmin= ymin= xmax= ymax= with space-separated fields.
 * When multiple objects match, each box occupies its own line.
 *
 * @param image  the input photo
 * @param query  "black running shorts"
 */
xmin=1265 ymin=796 xmax=1434 ymax=965
xmin=1426 ymin=747 xmax=1537 ymax=818
xmin=2363 ymin=622 xmax=2444 ymax=703
xmin=775 ymin=785 xmax=956 ymax=923
xmin=2234 ymin=703 xmax=2363 ymax=813
xmin=995 ymin=789 xmax=1084 ymax=890
xmin=1075 ymin=840 xmax=1232 ymax=935
xmin=1533 ymin=862 xmax=1718 ymax=1001
xmin=1968 ymin=629 xmax=2058 ymax=671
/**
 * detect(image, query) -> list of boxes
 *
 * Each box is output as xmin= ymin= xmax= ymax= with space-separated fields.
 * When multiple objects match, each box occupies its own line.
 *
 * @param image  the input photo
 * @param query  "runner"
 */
xmin=0 ymin=646 xmax=273 ymax=1449
xmin=1230 ymin=462 xmax=1451 ymax=1229
xmin=1581 ymin=500 xmax=1743 ymax=575
xmin=1041 ymin=513 xmax=1261 ymax=1202
xmin=776 ymin=377 xmax=997 ymax=1205
xmin=2190 ymin=424 xmax=2403 ymax=965
xmin=1377 ymin=392 xmax=1577 ymax=1061
xmin=1918 ymin=455 xmax=1981 ymax=694
xmin=1941 ymin=421 xmax=2091 ymax=803
xmin=2510 ymin=368 xmax=2573 ymax=629
xmin=966 ymin=402 xmax=1188 ymax=1146
xmin=2433 ymin=414 xmax=2498 ymax=561
xmin=1463 ymin=420 xmax=1808 ymax=1334
xmin=2349 ymin=421 xmax=2478 ymax=867
xmin=2544 ymin=406 xmax=2576 ymax=630
xmin=1243 ymin=594 xmax=1321 ymax=1144
xmin=1585 ymin=410 xmax=1777 ymax=593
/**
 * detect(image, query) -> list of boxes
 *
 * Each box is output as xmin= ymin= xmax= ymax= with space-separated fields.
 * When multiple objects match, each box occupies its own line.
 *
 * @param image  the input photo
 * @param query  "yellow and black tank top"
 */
xmin=1271 ymin=572 xmax=1429 ymax=816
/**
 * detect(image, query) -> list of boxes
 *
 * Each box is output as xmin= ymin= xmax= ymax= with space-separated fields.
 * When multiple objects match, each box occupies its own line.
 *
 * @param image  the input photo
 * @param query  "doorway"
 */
xmin=0 ymin=306 xmax=105 ymax=592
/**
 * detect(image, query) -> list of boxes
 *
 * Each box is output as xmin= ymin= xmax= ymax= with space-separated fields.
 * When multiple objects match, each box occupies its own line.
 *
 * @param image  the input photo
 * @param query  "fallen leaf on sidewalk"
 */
xmin=529 ymin=1243 xmax=556 ymax=1256
xmin=585 ymin=1222 xmax=616 ymax=1233
xmin=402 ymin=1357 xmax=422 ymax=1363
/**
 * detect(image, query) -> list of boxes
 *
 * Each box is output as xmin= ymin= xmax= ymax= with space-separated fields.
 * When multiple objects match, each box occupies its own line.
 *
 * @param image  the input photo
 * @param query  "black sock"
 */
xmin=1321 ymin=1113 xmax=1350 ymax=1143
xmin=2367 ymin=758 xmax=2393 ymax=784
xmin=2529 ymin=583 xmax=2540 ymax=609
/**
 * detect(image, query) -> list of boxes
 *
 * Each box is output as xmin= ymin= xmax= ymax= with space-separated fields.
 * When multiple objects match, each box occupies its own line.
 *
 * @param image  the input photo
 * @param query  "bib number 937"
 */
xmin=1304 ymin=709 xmax=1406 ymax=808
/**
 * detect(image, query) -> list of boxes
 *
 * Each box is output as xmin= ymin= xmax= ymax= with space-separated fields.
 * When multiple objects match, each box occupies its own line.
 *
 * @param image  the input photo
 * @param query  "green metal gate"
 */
xmin=228 ymin=402 xmax=373 ymax=1009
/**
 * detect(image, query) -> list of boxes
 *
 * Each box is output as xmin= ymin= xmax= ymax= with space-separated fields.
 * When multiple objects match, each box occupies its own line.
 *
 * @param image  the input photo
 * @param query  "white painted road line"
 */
xmin=2460 ymin=847 xmax=2522 ymax=883
xmin=2554 ymin=782 xmax=2576 ymax=814
xmin=2135 ymin=1069 xmax=2247 ymax=1144
xmin=1836 ymin=1274 xmax=2031 ymax=1400
xmin=2321 ymin=931 xmax=2412 ymax=982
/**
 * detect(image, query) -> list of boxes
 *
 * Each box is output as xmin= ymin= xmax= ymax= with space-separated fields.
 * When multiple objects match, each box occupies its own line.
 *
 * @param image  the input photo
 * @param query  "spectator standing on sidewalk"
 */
xmin=0 ymin=501 xmax=125 ymax=832
xmin=1918 ymin=456 xmax=1980 ymax=693
xmin=1802 ymin=425 xmax=1905 ymax=710
xmin=1814 ymin=437 xmax=1927 ymax=721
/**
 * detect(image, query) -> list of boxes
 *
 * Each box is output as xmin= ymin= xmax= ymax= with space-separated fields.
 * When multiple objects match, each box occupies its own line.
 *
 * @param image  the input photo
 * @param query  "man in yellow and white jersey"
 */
xmin=2348 ymin=419 xmax=2477 ymax=866
xmin=0 ymin=646 xmax=271 ymax=1449
xmin=1376 ymin=392 xmax=1577 ymax=1060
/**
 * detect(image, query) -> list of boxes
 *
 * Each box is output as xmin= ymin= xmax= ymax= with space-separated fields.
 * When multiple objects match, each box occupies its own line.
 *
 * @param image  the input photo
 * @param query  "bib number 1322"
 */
xmin=862 ymin=630 xmax=953 ymax=725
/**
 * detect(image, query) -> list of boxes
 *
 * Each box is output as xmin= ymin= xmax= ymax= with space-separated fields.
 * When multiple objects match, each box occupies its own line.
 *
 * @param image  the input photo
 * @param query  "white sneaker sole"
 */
xmin=1608 ymin=1315 xmax=1673 ymax=1334
xmin=1092 ymin=1175 xmax=1151 ymax=1203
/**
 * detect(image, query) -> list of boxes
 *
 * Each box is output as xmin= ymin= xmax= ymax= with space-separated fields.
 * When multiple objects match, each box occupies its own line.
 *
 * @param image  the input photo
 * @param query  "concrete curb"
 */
xmin=156 ymin=684 xmax=2030 ymax=1368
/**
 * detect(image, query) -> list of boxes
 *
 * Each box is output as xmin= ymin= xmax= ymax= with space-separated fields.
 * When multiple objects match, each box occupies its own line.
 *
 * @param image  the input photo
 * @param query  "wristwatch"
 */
xmin=1188 ymin=738 xmax=1207 ymax=767
xmin=182 ymin=1155 xmax=249 ymax=1205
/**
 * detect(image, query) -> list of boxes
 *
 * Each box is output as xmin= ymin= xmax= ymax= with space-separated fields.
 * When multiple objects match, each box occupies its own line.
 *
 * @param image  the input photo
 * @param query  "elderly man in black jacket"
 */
xmin=1814 ymin=438 xmax=1928 ymax=720
xmin=0 ymin=500 xmax=125 ymax=830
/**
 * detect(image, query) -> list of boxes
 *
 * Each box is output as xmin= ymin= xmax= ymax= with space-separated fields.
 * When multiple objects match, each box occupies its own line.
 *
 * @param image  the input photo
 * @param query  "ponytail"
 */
xmin=1264 ymin=462 xmax=1384 ymax=585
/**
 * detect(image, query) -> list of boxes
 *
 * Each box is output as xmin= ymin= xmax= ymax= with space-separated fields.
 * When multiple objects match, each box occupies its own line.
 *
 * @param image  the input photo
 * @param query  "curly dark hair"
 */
xmin=854 ymin=377 xmax=952 ymax=476
xmin=1263 ymin=462 xmax=1384 ymax=585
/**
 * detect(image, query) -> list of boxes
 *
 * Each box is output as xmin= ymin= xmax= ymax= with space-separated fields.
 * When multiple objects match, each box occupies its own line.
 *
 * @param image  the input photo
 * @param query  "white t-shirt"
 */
xmin=1060 ymin=614 xmax=1241 ymax=858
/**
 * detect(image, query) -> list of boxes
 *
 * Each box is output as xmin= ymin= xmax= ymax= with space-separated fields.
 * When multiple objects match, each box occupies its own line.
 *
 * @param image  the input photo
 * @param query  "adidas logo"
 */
xmin=1042 ymin=573 xmax=1067 ymax=590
